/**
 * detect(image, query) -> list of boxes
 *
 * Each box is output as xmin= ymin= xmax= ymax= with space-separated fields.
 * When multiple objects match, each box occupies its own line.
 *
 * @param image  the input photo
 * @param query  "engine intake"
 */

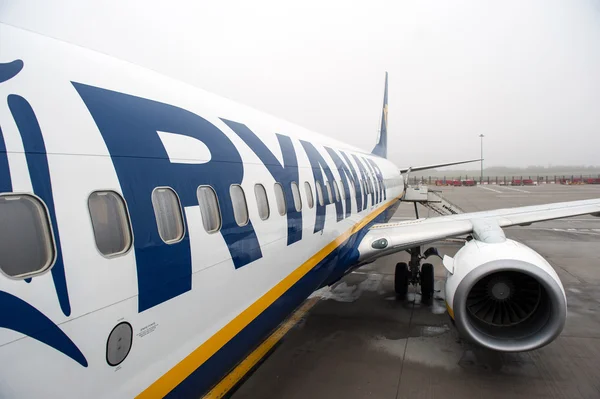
xmin=448 ymin=240 xmax=567 ymax=352
xmin=467 ymin=271 xmax=543 ymax=328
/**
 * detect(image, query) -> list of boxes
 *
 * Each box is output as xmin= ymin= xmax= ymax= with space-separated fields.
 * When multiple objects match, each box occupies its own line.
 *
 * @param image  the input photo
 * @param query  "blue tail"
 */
xmin=371 ymin=72 xmax=388 ymax=158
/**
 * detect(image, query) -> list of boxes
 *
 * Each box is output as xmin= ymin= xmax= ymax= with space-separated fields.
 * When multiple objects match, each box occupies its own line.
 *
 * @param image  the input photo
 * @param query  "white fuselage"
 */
xmin=0 ymin=23 xmax=403 ymax=398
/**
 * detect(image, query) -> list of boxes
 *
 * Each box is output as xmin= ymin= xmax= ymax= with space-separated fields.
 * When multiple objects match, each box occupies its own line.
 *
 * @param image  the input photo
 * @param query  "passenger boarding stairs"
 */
xmin=403 ymin=185 xmax=463 ymax=217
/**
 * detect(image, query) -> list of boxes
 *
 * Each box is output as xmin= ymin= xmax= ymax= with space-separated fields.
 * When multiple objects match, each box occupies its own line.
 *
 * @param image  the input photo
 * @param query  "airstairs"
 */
xmin=402 ymin=185 xmax=464 ymax=217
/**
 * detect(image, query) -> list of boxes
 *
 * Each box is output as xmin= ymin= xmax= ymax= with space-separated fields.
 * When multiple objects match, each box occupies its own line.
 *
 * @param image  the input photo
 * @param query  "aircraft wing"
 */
xmin=398 ymin=159 xmax=481 ymax=173
xmin=358 ymin=198 xmax=600 ymax=262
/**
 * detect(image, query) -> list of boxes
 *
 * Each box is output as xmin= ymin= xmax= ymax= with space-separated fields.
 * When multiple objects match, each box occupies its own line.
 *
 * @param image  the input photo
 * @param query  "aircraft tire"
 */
xmin=420 ymin=263 xmax=434 ymax=300
xmin=395 ymin=262 xmax=409 ymax=298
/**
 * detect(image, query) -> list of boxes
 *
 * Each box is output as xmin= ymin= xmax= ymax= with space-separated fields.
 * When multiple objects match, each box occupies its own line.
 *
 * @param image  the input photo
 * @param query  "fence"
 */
xmin=410 ymin=175 xmax=600 ymax=186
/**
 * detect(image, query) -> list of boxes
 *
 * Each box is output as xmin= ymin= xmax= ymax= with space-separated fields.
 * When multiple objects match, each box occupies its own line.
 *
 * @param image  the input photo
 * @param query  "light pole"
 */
xmin=479 ymin=134 xmax=485 ymax=184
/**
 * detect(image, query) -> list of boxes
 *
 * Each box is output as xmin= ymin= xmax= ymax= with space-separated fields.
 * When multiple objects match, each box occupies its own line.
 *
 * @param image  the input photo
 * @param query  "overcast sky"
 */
xmin=2 ymin=0 xmax=599 ymax=169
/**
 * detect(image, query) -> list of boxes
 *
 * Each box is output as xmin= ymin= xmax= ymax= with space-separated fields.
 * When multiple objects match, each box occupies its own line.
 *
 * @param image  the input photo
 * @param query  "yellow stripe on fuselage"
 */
xmin=136 ymin=196 xmax=401 ymax=399
xmin=203 ymin=297 xmax=320 ymax=399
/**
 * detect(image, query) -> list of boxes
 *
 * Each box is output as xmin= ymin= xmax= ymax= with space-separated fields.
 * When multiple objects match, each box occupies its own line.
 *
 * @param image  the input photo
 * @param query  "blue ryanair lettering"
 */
xmin=324 ymin=147 xmax=354 ymax=218
xmin=221 ymin=120 xmax=302 ymax=245
xmin=363 ymin=158 xmax=380 ymax=204
xmin=8 ymin=95 xmax=72 ymax=316
xmin=300 ymin=140 xmax=343 ymax=233
xmin=72 ymin=83 xmax=262 ymax=312
xmin=367 ymin=159 xmax=386 ymax=201
xmin=352 ymin=154 xmax=370 ymax=208
xmin=339 ymin=151 xmax=365 ymax=212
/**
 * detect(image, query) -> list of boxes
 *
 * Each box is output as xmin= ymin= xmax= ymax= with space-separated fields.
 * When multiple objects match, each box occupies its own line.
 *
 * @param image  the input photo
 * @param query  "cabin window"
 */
xmin=304 ymin=181 xmax=314 ymax=209
xmin=274 ymin=183 xmax=286 ymax=216
xmin=88 ymin=191 xmax=132 ymax=257
xmin=291 ymin=182 xmax=302 ymax=212
xmin=197 ymin=186 xmax=221 ymax=233
xmin=152 ymin=187 xmax=185 ymax=244
xmin=333 ymin=181 xmax=340 ymax=202
xmin=315 ymin=181 xmax=324 ymax=207
xmin=0 ymin=194 xmax=55 ymax=278
xmin=325 ymin=181 xmax=333 ymax=203
xmin=230 ymin=185 xmax=249 ymax=226
xmin=254 ymin=184 xmax=270 ymax=220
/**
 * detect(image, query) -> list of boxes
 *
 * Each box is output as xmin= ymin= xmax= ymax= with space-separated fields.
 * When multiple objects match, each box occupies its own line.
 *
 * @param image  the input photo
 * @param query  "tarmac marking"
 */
xmin=548 ymin=218 xmax=600 ymax=222
xmin=553 ymin=229 xmax=600 ymax=236
xmin=498 ymin=186 xmax=531 ymax=193
xmin=521 ymin=227 xmax=600 ymax=236
xmin=478 ymin=186 xmax=502 ymax=193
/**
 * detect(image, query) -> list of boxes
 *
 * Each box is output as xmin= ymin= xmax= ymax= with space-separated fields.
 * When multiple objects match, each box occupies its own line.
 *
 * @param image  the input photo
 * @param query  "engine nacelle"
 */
xmin=445 ymin=238 xmax=567 ymax=352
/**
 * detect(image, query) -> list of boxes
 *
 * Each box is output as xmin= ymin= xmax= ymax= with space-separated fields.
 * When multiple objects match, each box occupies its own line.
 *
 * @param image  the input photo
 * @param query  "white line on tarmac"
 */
xmin=478 ymin=186 xmax=503 ymax=193
xmin=550 ymin=218 xmax=600 ymax=222
xmin=519 ymin=227 xmax=600 ymax=236
xmin=498 ymin=186 xmax=531 ymax=193
xmin=552 ymin=228 xmax=600 ymax=236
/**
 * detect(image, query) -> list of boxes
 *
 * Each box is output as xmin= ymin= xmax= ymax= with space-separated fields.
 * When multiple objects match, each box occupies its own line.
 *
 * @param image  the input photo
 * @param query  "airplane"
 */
xmin=1 ymin=22 xmax=600 ymax=398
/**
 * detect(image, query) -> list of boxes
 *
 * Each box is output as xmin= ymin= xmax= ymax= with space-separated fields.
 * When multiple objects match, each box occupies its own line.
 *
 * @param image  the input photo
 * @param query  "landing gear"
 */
xmin=393 ymin=246 xmax=439 ymax=301
xmin=395 ymin=262 xmax=409 ymax=297
xmin=420 ymin=263 xmax=434 ymax=300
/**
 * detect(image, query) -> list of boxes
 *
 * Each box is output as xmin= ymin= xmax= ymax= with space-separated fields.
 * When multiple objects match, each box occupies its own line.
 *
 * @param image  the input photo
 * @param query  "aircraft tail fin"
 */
xmin=371 ymin=72 xmax=388 ymax=158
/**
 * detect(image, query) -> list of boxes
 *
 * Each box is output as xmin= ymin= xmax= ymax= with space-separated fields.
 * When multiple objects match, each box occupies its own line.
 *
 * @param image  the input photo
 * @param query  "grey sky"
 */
xmin=2 ymin=0 xmax=599 ymax=169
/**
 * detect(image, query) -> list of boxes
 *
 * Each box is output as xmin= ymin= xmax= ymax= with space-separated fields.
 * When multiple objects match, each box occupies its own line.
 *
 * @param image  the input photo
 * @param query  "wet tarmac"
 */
xmin=230 ymin=184 xmax=600 ymax=399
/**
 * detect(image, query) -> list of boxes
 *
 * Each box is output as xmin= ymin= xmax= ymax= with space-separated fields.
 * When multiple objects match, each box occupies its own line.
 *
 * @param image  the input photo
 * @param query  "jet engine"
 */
xmin=444 ymin=237 xmax=567 ymax=352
